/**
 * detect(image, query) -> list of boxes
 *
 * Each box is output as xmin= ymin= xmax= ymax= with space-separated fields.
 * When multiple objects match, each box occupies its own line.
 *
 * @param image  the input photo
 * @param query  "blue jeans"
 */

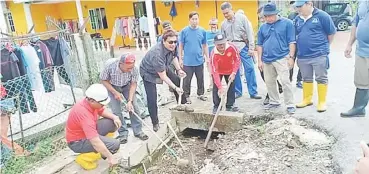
xmin=108 ymin=84 xmax=143 ymax=138
xmin=234 ymin=46 xmax=258 ymax=97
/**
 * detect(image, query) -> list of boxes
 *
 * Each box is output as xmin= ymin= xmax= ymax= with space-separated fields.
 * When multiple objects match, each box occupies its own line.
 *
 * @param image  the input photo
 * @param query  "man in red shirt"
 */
xmin=66 ymin=84 xmax=122 ymax=170
xmin=209 ymin=34 xmax=241 ymax=114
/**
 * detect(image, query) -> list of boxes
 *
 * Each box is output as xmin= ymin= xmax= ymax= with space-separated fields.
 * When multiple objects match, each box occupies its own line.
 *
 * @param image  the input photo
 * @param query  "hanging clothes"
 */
xmin=122 ymin=18 xmax=129 ymax=37
xmin=32 ymin=40 xmax=55 ymax=93
xmin=20 ymin=45 xmax=44 ymax=92
xmin=59 ymin=37 xmax=75 ymax=86
xmin=127 ymin=17 xmax=134 ymax=40
xmin=139 ymin=16 xmax=149 ymax=33
xmin=42 ymin=37 xmax=71 ymax=85
xmin=1 ymin=48 xmax=37 ymax=114
xmin=115 ymin=18 xmax=123 ymax=36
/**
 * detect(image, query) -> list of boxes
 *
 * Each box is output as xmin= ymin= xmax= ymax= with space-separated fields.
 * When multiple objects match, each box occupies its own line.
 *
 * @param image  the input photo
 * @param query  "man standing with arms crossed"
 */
xmin=341 ymin=1 xmax=369 ymax=117
xmin=100 ymin=53 xmax=149 ymax=144
xmin=293 ymin=0 xmax=336 ymax=112
xmin=220 ymin=2 xmax=262 ymax=100
xmin=256 ymin=3 xmax=296 ymax=114
xmin=179 ymin=11 xmax=209 ymax=104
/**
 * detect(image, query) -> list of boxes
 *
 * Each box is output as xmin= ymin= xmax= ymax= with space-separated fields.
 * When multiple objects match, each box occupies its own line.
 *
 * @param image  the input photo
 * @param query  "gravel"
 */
xmin=147 ymin=116 xmax=338 ymax=174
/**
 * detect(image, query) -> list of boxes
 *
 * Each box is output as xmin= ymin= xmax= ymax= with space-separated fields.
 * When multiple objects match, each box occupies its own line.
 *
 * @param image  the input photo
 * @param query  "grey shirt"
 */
xmin=140 ymin=43 xmax=176 ymax=84
xmin=221 ymin=12 xmax=255 ymax=51
xmin=100 ymin=60 xmax=139 ymax=87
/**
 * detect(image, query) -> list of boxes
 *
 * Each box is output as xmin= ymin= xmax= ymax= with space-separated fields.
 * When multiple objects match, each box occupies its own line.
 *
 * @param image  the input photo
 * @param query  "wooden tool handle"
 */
xmin=178 ymin=77 xmax=184 ymax=105
xmin=204 ymin=81 xmax=232 ymax=148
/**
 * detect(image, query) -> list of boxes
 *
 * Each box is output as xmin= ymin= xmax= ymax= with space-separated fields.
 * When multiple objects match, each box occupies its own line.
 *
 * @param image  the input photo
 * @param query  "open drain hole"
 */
xmin=181 ymin=128 xmax=225 ymax=139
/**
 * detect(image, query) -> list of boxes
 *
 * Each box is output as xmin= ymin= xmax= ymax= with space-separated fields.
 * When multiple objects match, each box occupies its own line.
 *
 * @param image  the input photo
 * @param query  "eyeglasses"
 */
xmin=167 ymin=40 xmax=177 ymax=45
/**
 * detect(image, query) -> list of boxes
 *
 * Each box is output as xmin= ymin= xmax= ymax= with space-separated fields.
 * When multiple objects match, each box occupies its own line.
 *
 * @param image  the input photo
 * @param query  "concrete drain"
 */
xmin=181 ymin=128 xmax=225 ymax=140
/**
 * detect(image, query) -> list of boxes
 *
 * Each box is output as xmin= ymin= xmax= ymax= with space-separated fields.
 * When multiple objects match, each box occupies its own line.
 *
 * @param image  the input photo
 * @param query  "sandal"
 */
xmin=135 ymin=132 xmax=149 ymax=141
xmin=116 ymin=136 xmax=128 ymax=144
xmin=197 ymin=95 xmax=208 ymax=101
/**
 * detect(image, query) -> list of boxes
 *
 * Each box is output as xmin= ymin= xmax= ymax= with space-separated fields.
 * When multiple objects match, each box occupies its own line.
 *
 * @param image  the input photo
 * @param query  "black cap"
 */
xmin=214 ymin=34 xmax=227 ymax=45
xmin=162 ymin=21 xmax=171 ymax=29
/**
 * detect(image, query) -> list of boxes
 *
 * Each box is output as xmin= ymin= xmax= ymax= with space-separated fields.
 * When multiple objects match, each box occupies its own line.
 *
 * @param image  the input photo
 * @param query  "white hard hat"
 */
xmin=85 ymin=84 xmax=110 ymax=105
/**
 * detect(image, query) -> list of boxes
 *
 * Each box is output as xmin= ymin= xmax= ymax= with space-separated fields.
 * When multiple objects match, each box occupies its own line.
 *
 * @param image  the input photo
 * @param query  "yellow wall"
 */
xmin=7 ymin=0 xmax=258 ymax=46
xmin=155 ymin=1 xmax=258 ymax=35
xmin=6 ymin=2 xmax=27 ymax=35
xmin=31 ymin=4 xmax=60 ymax=32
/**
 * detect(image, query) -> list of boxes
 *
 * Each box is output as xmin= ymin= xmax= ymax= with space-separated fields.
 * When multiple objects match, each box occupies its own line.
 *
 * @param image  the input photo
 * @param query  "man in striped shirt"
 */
xmin=100 ymin=53 xmax=148 ymax=144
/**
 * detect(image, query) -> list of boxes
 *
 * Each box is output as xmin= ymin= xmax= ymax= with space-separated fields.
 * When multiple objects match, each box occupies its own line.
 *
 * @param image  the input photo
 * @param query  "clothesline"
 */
xmin=115 ymin=15 xmax=134 ymax=18
xmin=0 ymin=30 xmax=69 ymax=42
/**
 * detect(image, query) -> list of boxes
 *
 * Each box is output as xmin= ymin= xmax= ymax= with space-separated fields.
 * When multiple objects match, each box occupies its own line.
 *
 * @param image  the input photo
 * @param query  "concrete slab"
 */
xmin=173 ymin=107 xmax=244 ymax=133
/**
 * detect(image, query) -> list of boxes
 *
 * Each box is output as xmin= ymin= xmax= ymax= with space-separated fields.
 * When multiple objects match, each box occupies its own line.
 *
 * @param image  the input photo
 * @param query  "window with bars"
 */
xmin=4 ymin=12 xmax=16 ymax=32
xmin=88 ymin=8 xmax=108 ymax=30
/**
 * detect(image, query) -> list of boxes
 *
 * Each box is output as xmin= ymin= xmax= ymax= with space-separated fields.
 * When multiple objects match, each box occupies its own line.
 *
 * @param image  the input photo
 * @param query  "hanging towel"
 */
xmin=123 ymin=18 xmax=129 ymax=37
xmin=169 ymin=2 xmax=178 ymax=20
xmin=127 ymin=17 xmax=133 ymax=40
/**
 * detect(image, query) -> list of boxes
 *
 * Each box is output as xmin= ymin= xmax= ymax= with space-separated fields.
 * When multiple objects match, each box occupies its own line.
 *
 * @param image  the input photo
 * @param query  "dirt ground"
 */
xmin=147 ymin=115 xmax=338 ymax=174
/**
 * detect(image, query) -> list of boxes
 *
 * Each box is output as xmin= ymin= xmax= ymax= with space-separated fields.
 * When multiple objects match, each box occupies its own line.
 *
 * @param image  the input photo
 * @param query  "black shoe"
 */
xmin=153 ymin=124 xmax=160 ymax=132
xmin=135 ymin=132 xmax=149 ymax=141
xmin=226 ymin=106 xmax=240 ymax=112
xmin=279 ymin=87 xmax=283 ymax=94
xmin=251 ymin=95 xmax=262 ymax=99
xmin=116 ymin=136 xmax=128 ymax=144
xmin=263 ymin=96 xmax=270 ymax=105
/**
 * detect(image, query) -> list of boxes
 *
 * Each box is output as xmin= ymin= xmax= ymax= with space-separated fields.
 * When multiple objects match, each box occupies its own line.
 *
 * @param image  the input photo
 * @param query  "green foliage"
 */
xmin=2 ymin=138 xmax=55 ymax=174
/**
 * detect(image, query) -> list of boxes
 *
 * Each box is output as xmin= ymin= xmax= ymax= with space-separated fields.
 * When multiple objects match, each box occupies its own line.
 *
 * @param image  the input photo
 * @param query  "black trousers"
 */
xmin=143 ymin=69 xmax=186 ymax=125
xmin=212 ymin=75 xmax=235 ymax=108
xmin=183 ymin=64 xmax=205 ymax=98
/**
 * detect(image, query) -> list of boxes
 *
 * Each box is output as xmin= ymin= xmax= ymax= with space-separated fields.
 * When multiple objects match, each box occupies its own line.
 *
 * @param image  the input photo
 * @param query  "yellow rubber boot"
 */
xmin=317 ymin=84 xmax=328 ymax=112
xmin=296 ymin=82 xmax=314 ymax=108
xmin=106 ymin=132 xmax=115 ymax=138
xmin=75 ymin=152 xmax=102 ymax=170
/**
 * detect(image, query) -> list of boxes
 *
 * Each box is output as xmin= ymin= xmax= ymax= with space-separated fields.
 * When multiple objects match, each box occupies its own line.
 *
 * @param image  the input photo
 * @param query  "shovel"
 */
xmin=173 ymin=77 xmax=186 ymax=111
xmin=204 ymin=81 xmax=232 ymax=149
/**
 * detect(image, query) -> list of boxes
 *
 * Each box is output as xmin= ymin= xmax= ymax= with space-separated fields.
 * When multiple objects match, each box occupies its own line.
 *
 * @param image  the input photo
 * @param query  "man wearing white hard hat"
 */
xmin=65 ymin=84 xmax=122 ymax=170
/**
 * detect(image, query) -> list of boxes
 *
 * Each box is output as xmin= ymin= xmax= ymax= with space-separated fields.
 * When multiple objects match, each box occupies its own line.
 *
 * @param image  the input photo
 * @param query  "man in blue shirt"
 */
xmin=341 ymin=1 xmax=369 ymax=117
xmin=179 ymin=11 xmax=209 ymax=103
xmin=293 ymin=0 xmax=336 ymax=113
xmin=205 ymin=18 xmax=220 ymax=92
xmin=256 ymin=3 xmax=296 ymax=114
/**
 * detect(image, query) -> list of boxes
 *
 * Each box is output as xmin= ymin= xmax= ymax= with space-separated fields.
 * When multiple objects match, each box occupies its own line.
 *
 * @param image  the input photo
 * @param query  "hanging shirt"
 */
xmin=42 ymin=38 xmax=64 ymax=66
xmin=139 ymin=16 xmax=149 ymax=33
xmin=1 ymin=49 xmax=20 ymax=82
xmin=127 ymin=17 xmax=133 ymax=40
xmin=115 ymin=18 xmax=122 ymax=36
xmin=37 ymin=40 xmax=54 ymax=67
xmin=20 ymin=45 xmax=44 ymax=91
xmin=123 ymin=18 xmax=129 ymax=37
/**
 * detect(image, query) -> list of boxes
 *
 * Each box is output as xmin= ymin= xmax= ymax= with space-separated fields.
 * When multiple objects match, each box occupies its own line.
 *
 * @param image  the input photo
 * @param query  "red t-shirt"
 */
xmin=65 ymin=98 xmax=104 ymax=143
xmin=209 ymin=43 xmax=241 ymax=89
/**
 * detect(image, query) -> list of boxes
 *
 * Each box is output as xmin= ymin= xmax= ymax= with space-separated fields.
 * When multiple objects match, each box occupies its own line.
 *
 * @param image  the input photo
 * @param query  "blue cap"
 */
xmin=263 ymin=3 xmax=279 ymax=16
xmin=294 ymin=0 xmax=308 ymax=7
